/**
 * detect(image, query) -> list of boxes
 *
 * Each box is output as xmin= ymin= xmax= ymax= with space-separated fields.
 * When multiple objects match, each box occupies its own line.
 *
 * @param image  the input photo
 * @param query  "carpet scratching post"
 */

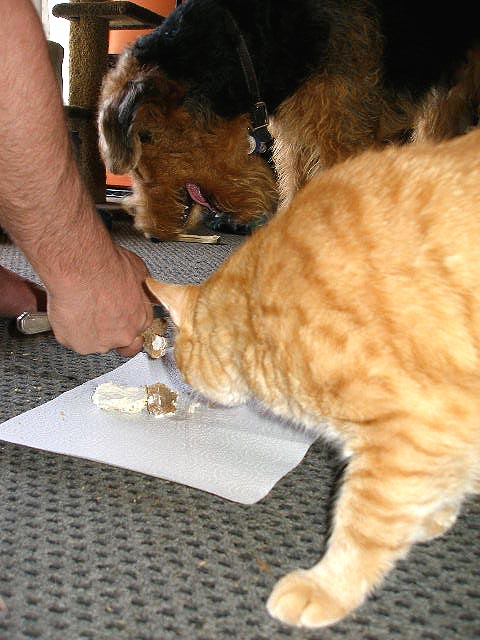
xmin=69 ymin=2 xmax=109 ymax=204
xmin=52 ymin=1 xmax=164 ymax=205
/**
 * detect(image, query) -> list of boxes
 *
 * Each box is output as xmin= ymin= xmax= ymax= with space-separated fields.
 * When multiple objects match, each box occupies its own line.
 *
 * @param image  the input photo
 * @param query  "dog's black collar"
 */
xmin=227 ymin=13 xmax=273 ymax=155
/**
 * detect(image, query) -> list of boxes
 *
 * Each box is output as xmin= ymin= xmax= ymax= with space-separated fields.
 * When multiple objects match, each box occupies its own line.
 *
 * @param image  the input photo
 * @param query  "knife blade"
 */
xmin=14 ymin=312 xmax=169 ymax=348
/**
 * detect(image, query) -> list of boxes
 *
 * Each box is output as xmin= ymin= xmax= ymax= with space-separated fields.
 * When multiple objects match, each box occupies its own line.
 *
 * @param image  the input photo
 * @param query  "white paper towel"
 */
xmin=0 ymin=352 xmax=318 ymax=504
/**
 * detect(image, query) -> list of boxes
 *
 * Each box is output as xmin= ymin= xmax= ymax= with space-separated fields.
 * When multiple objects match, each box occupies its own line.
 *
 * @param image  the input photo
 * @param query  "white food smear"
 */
xmin=151 ymin=335 xmax=168 ymax=356
xmin=187 ymin=401 xmax=202 ymax=414
xmin=92 ymin=382 xmax=146 ymax=414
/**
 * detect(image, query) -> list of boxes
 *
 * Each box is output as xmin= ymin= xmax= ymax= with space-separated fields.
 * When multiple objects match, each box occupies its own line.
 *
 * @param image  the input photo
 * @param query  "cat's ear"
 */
xmin=145 ymin=277 xmax=196 ymax=327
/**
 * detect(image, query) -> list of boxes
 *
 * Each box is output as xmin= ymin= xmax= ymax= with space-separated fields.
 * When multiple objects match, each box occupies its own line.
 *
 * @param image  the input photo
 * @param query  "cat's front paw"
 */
xmin=266 ymin=569 xmax=349 ymax=628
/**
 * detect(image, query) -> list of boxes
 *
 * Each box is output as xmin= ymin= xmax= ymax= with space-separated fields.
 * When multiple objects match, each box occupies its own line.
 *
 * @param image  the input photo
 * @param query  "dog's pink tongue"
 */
xmin=186 ymin=183 xmax=215 ymax=211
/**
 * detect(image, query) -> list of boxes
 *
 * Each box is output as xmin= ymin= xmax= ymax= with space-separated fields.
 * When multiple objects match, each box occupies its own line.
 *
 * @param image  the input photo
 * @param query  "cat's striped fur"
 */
xmin=147 ymin=129 xmax=480 ymax=628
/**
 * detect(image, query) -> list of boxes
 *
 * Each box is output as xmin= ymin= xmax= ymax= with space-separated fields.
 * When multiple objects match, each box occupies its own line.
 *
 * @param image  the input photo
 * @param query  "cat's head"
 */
xmin=145 ymin=277 xmax=250 ymax=406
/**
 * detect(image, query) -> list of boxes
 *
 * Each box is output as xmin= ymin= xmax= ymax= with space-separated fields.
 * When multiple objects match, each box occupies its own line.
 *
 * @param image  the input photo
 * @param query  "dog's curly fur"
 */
xmin=99 ymin=50 xmax=278 ymax=238
xmin=98 ymin=0 xmax=480 ymax=238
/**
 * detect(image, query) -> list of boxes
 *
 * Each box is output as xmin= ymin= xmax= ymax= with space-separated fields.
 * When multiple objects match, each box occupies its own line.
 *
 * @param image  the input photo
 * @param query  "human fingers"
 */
xmin=116 ymin=334 xmax=145 ymax=357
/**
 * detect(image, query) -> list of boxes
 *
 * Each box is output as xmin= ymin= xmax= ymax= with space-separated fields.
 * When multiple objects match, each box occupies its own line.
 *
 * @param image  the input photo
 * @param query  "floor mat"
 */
xmin=1 ymin=219 xmax=479 ymax=640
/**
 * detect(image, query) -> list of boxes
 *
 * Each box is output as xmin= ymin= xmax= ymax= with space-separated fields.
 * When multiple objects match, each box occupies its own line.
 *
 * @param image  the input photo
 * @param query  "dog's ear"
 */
xmin=98 ymin=78 xmax=146 ymax=174
xmin=98 ymin=64 xmax=185 ymax=174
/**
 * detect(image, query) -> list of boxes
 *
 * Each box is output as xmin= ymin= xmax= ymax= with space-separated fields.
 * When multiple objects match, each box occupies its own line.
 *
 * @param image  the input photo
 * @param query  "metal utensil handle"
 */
xmin=16 ymin=311 xmax=52 ymax=335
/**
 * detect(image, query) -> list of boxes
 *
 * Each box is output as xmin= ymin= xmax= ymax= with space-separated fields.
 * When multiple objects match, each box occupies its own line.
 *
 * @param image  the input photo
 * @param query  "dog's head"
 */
xmin=98 ymin=47 xmax=278 ymax=239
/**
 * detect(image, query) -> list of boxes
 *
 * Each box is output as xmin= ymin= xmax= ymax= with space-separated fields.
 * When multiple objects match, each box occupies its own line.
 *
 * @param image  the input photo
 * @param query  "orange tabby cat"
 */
xmin=146 ymin=128 xmax=480 ymax=628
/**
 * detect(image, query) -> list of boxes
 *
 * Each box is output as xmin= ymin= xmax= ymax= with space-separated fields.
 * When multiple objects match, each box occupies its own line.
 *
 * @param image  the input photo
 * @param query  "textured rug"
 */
xmin=0 ymin=218 xmax=479 ymax=640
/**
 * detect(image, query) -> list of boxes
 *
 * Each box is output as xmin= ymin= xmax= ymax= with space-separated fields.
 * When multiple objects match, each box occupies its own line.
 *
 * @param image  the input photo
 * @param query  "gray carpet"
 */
xmin=1 ymin=218 xmax=479 ymax=640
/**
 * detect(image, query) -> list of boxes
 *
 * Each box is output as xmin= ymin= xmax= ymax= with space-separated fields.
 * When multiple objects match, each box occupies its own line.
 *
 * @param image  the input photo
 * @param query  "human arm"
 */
xmin=0 ymin=0 xmax=153 ymax=355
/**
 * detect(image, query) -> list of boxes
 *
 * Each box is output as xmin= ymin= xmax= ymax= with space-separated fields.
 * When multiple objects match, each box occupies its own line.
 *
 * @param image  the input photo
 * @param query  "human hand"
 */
xmin=46 ymin=245 xmax=153 ymax=356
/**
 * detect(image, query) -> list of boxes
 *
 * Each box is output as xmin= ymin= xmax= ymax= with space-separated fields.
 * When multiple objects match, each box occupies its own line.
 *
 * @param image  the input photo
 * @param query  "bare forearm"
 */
xmin=0 ymin=0 xmax=153 ymax=355
xmin=0 ymin=0 xmax=115 ymax=291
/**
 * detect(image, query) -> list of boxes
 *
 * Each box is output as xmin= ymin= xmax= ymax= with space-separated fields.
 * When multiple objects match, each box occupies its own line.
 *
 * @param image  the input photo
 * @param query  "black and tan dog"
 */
xmin=98 ymin=0 xmax=480 ymax=239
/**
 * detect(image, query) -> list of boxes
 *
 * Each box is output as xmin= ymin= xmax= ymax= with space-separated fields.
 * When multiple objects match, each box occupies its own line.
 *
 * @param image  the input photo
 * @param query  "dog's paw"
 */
xmin=266 ymin=569 xmax=349 ymax=628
